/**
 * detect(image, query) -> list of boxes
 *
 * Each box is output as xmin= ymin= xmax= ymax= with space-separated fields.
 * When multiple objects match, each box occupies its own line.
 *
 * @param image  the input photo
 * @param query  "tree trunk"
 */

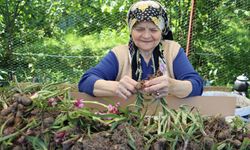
xmin=2 ymin=26 xmax=15 ymax=67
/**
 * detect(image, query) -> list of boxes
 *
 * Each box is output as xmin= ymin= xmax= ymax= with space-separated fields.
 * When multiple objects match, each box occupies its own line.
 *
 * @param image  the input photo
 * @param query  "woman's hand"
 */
xmin=143 ymin=75 xmax=170 ymax=99
xmin=115 ymin=76 xmax=138 ymax=100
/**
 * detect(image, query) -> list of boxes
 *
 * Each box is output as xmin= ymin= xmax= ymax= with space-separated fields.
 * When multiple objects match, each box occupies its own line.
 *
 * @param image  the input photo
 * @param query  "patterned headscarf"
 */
xmin=127 ymin=0 xmax=169 ymax=37
xmin=127 ymin=0 xmax=172 ymax=80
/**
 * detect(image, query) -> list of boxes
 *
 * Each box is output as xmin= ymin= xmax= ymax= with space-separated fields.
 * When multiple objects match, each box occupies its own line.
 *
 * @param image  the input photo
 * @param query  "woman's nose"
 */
xmin=142 ymin=30 xmax=151 ymax=38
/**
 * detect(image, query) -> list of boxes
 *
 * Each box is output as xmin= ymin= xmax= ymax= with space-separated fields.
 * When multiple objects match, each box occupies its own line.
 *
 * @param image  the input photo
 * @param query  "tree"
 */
xmin=0 ymin=0 xmax=64 ymax=67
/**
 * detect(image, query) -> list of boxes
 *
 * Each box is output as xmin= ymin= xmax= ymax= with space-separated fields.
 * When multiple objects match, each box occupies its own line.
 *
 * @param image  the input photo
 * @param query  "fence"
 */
xmin=0 ymin=0 xmax=249 ymax=86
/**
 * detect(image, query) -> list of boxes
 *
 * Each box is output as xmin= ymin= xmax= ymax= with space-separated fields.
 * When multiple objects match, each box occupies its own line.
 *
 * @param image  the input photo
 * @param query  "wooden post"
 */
xmin=186 ymin=0 xmax=196 ymax=57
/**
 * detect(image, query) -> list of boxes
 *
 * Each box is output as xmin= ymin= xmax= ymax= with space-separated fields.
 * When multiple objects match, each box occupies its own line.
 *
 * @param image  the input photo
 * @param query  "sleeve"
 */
xmin=173 ymin=48 xmax=203 ymax=97
xmin=78 ymin=51 xmax=119 ymax=96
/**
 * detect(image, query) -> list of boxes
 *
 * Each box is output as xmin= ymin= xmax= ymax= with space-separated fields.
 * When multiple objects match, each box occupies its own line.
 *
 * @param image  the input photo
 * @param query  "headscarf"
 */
xmin=127 ymin=0 xmax=173 ymax=80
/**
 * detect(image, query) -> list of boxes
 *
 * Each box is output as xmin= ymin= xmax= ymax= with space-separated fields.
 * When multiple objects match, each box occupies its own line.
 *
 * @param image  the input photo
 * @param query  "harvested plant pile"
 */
xmin=0 ymin=83 xmax=250 ymax=150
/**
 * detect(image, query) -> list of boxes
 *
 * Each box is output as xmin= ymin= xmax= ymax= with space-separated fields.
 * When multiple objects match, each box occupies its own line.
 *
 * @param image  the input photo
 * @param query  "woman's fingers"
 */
xmin=115 ymin=75 xmax=169 ymax=99
xmin=122 ymin=76 xmax=138 ymax=92
xmin=144 ymin=75 xmax=166 ymax=86
xmin=116 ymin=76 xmax=138 ymax=99
xmin=144 ymin=80 xmax=166 ymax=93
xmin=116 ymin=89 xmax=130 ymax=100
xmin=119 ymin=84 xmax=132 ymax=97
xmin=144 ymin=83 xmax=163 ymax=92
xmin=143 ymin=76 xmax=169 ymax=98
xmin=152 ymin=88 xmax=169 ymax=98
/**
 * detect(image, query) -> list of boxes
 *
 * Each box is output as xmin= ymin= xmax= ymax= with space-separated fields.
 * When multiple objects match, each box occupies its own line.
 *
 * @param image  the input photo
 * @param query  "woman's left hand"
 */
xmin=143 ymin=75 xmax=170 ymax=99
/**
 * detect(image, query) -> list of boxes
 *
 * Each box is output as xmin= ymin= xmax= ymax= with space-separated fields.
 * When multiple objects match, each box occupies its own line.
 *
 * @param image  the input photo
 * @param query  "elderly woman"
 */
xmin=78 ymin=0 xmax=203 ymax=100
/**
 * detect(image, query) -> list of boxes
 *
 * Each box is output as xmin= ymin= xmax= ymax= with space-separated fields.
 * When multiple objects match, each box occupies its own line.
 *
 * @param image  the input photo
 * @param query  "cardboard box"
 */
xmin=70 ymin=92 xmax=236 ymax=117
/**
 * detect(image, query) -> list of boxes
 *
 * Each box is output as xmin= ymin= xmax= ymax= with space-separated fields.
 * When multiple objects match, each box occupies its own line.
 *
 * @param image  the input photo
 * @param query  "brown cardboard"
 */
xmin=70 ymin=92 xmax=236 ymax=117
xmin=166 ymin=96 xmax=236 ymax=117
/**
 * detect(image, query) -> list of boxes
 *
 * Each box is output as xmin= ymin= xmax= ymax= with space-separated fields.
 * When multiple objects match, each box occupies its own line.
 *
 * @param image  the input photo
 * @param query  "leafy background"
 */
xmin=0 ymin=0 xmax=249 ymax=86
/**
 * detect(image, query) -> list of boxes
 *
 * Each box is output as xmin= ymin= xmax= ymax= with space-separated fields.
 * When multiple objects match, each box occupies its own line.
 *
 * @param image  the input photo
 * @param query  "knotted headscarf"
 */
xmin=127 ymin=0 xmax=173 ymax=80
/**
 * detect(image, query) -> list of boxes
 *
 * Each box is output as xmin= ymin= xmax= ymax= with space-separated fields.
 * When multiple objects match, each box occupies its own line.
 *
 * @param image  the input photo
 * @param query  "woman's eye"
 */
xmin=135 ymin=28 xmax=144 ymax=32
xmin=150 ymin=28 xmax=159 ymax=32
xmin=134 ymin=27 xmax=159 ymax=32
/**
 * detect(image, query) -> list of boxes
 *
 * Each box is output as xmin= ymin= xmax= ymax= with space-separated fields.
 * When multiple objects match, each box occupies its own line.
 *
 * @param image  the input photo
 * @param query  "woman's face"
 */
xmin=132 ymin=21 xmax=162 ymax=52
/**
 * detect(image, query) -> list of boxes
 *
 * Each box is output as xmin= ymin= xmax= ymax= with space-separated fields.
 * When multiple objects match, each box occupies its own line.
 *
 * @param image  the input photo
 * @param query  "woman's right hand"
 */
xmin=115 ymin=76 xmax=138 ymax=100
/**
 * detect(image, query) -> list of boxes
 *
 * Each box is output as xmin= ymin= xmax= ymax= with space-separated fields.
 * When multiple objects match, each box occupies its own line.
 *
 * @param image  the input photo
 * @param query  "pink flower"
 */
xmin=74 ymin=98 xmax=84 ymax=108
xmin=48 ymin=98 xmax=57 ymax=107
xmin=107 ymin=102 xmax=120 ymax=114
xmin=54 ymin=131 xmax=67 ymax=143
xmin=115 ymin=102 xmax=120 ymax=107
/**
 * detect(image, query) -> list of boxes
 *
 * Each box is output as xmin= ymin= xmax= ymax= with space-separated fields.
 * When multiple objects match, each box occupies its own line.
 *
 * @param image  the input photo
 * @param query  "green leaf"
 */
xmin=0 ymin=120 xmax=37 ymax=143
xmin=126 ymin=127 xmax=136 ymax=150
xmin=216 ymin=143 xmax=227 ymax=150
xmin=26 ymin=136 xmax=48 ymax=150
xmin=240 ymin=138 xmax=250 ymax=150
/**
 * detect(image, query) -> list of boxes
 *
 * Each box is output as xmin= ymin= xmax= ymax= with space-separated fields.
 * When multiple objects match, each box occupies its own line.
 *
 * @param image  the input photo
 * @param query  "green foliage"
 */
xmin=192 ymin=0 xmax=250 ymax=85
xmin=10 ymin=28 xmax=129 ymax=83
xmin=0 ymin=69 xmax=9 ymax=87
xmin=0 ymin=0 xmax=249 ymax=85
xmin=26 ymin=136 xmax=48 ymax=150
xmin=0 ymin=83 xmax=250 ymax=149
xmin=0 ymin=70 xmax=8 ymax=81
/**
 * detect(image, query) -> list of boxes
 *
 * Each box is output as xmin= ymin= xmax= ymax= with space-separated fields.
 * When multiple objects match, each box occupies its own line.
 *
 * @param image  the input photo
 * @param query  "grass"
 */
xmin=12 ymin=28 xmax=130 ymax=83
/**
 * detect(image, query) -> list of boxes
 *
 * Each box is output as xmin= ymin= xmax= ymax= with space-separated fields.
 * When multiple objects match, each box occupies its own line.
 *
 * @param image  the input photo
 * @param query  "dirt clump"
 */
xmin=72 ymin=122 xmax=145 ymax=150
xmin=202 ymin=116 xmax=250 ymax=149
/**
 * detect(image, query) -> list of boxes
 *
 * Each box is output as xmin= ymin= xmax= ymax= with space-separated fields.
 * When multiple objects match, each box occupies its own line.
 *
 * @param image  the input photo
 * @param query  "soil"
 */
xmin=202 ymin=116 xmax=249 ymax=149
xmin=0 ymin=86 xmax=250 ymax=150
xmin=72 ymin=123 xmax=145 ymax=150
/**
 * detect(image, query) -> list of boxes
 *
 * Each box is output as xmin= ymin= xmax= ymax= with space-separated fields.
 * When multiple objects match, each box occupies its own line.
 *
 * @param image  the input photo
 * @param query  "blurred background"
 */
xmin=0 ymin=0 xmax=249 ymax=87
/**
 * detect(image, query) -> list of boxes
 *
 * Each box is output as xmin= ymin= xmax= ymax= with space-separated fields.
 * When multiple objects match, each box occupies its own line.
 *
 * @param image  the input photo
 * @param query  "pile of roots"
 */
xmin=0 ymin=83 xmax=249 ymax=149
